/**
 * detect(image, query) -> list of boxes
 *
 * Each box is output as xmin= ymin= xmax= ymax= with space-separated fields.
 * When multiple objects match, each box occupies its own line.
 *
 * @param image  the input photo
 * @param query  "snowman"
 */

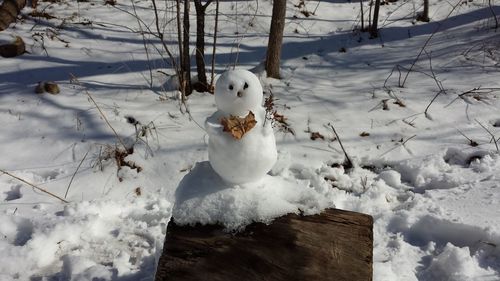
xmin=205 ymin=69 xmax=277 ymax=185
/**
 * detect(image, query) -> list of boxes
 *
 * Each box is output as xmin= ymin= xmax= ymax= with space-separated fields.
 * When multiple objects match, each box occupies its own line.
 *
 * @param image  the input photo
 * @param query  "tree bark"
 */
xmin=182 ymin=0 xmax=192 ymax=95
xmin=194 ymin=0 xmax=213 ymax=93
xmin=155 ymin=209 xmax=373 ymax=281
xmin=423 ymin=0 xmax=429 ymax=20
xmin=416 ymin=0 xmax=430 ymax=22
xmin=0 ymin=0 xmax=27 ymax=31
xmin=265 ymin=0 xmax=286 ymax=79
xmin=209 ymin=0 xmax=219 ymax=92
xmin=360 ymin=0 xmax=365 ymax=31
xmin=369 ymin=0 xmax=380 ymax=38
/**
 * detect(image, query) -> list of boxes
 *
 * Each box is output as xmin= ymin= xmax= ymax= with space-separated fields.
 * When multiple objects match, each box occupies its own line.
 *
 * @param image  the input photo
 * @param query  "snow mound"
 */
xmin=420 ymin=243 xmax=497 ymax=281
xmin=172 ymin=161 xmax=334 ymax=230
xmin=0 ymin=197 xmax=170 ymax=280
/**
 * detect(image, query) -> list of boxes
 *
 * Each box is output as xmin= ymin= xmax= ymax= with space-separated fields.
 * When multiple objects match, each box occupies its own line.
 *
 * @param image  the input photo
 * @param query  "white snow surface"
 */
xmin=1 ymin=0 xmax=500 ymax=280
xmin=173 ymin=161 xmax=332 ymax=230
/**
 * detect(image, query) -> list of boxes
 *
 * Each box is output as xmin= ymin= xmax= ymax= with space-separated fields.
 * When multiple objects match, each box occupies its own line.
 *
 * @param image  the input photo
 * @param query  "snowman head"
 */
xmin=215 ymin=69 xmax=263 ymax=116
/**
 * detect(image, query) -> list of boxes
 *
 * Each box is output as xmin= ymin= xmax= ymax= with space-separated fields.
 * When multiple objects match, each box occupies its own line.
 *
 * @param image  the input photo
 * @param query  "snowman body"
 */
xmin=205 ymin=69 xmax=277 ymax=185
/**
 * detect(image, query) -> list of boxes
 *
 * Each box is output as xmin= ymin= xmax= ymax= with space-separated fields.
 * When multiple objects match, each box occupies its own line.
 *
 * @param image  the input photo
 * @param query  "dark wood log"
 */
xmin=0 ymin=0 xmax=26 ymax=31
xmin=155 ymin=208 xmax=373 ymax=281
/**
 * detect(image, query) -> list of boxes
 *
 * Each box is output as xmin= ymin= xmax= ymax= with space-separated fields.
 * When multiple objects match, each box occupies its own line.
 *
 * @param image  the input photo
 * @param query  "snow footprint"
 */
xmin=388 ymin=215 xmax=500 ymax=278
xmin=4 ymin=184 xmax=22 ymax=201
xmin=36 ymin=169 xmax=62 ymax=181
xmin=14 ymin=218 xmax=34 ymax=246
xmin=491 ymin=119 xmax=500 ymax=128
xmin=1 ymin=215 xmax=34 ymax=246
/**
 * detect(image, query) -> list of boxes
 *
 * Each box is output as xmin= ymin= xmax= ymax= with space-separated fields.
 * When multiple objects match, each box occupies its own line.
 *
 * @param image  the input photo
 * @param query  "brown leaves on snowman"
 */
xmin=220 ymin=111 xmax=257 ymax=140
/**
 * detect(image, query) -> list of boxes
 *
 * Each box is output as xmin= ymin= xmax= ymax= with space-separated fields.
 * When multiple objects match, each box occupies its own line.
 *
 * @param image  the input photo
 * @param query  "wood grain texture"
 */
xmin=155 ymin=208 xmax=373 ymax=281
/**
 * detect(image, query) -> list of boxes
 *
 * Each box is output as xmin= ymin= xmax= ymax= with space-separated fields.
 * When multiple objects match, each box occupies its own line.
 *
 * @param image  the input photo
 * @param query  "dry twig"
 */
xmin=0 ymin=169 xmax=69 ymax=203
xmin=70 ymin=74 xmax=128 ymax=151
xmin=379 ymin=135 xmax=417 ymax=157
xmin=401 ymin=0 xmax=462 ymax=87
xmin=64 ymin=149 xmax=90 ymax=199
xmin=476 ymin=119 xmax=499 ymax=153
xmin=328 ymin=123 xmax=354 ymax=170
xmin=456 ymin=129 xmax=479 ymax=147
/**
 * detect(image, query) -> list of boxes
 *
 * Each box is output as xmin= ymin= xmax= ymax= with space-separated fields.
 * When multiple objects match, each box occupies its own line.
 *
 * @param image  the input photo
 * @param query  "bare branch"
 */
xmin=476 ymin=119 xmax=499 ymax=153
xmin=328 ymin=123 xmax=354 ymax=170
xmin=65 ymin=149 xmax=90 ymax=199
xmin=0 ymin=169 xmax=69 ymax=203
xmin=70 ymin=74 xmax=128 ymax=151
xmin=379 ymin=135 xmax=417 ymax=158
xmin=456 ymin=128 xmax=479 ymax=147
xmin=210 ymin=0 xmax=220 ymax=89
xmin=401 ymin=0 xmax=462 ymax=87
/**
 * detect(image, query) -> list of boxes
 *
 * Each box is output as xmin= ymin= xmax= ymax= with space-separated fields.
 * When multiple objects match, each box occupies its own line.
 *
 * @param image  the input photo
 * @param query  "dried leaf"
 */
xmin=360 ymin=132 xmax=370 ymax=137
xmin=220 ymin=111 xmax=257 ymax=140
xmin=273 ymin=112 xmax=287 ymax=124
xmin=382 ymin=99 xmax=389 ymax=110
xmin=393 ymin=99 xmax=406 ymax=107
xmin=310 ymin=131 xmax=325 ymax=140
xmin=134 ymin=187 xmax=142 ymax=196
xmin=264 ymin=94 xmax=275 ymax=112
xmin=28 ymin=11 xmax=56 ymax=19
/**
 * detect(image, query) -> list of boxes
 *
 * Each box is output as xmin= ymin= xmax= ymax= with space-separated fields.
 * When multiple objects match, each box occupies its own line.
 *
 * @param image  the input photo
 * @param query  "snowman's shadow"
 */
xmin=174 ymin=161 xmax=233 ymax=204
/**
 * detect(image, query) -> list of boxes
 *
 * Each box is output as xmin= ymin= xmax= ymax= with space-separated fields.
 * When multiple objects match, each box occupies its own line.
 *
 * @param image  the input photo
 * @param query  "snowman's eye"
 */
xmin=244 ymin=82 xmax=248 ymax=89
xmin=229 ymin=85 xmax=234 ymax=90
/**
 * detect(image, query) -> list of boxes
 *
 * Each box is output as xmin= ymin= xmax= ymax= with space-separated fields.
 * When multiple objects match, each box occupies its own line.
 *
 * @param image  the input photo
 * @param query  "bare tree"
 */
xmin=182 ymin=0 xmax=192 ymax=95
xmin=360 ymin=0 xmax=365 ymax=31
xmin=265 ymin=0 xmax=286 ymax=78
xmin=210 ymin=0 xmax=219 ymax=92
xmin=488 ymin=0 xmax=498 ymax=30
xmin=193 ymin=0 xmax=213 ymax=92
xmin=416 ymin=0 xmax=430 ymax=22
xmin=369 ymin=0 xmax=380 ymax=38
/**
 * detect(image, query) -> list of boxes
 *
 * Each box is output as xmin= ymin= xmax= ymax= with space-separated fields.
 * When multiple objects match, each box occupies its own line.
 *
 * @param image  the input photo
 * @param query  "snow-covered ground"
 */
xmin=1 ymin=0 xmax=499 ymax=280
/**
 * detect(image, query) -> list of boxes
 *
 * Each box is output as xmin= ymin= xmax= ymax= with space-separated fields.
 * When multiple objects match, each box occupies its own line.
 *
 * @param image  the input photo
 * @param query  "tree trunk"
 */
xmin=209 ymin=0 xmax=219 ymax=92
xmin=488 ymin=0 xmax=498 ymax=30
xmin=265 ymin=0 xmax=286 ymax=79
xmin=423 ymin=0 xmax=429 ymax=20
xmin=360 ymin=0 xmax=364 ymax=31
xmin=0 ymin=0 xmax=27 ymax=31
xmin=417 ymin=0 xmax=430 ymax=22
xmin=193 ymin=0 xmax=212 ymax=93
xmin=369 ymin=0 xmax=380 ymax=38
xmin=182 ymin=0 xmax=192 ymax=95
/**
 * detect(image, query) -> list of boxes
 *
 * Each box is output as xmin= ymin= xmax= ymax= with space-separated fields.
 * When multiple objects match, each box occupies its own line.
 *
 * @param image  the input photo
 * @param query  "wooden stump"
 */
xmin=155 ymin=208 xmax=373 ymax=281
